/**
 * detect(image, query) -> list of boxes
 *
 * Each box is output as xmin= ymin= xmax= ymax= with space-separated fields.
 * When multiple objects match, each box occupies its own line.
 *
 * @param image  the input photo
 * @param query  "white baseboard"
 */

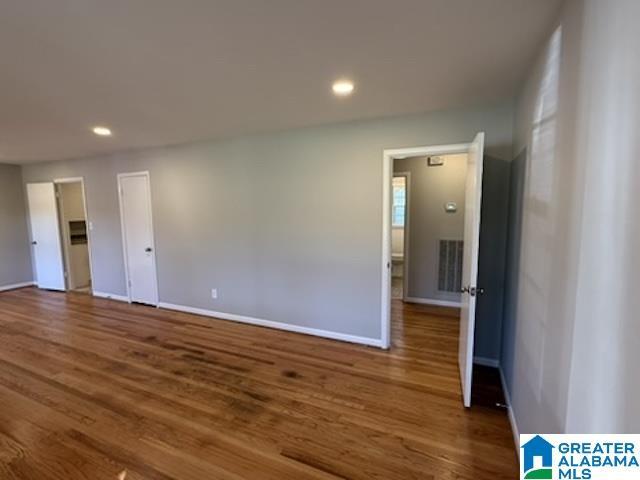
xmin=158 ymin=301 xmax=384 ymax=348
xmin=93 ymin=291 xmax=129 ymax=303
xmin=0 ymin=281 xmax=35 ymax=292
xmin=473 ymin=356 xmax=500 ymax=368
xmin=499 ymin=366 xmax=520 ymax=456
xmin=404 ymin=297 xmax=462 ymax=308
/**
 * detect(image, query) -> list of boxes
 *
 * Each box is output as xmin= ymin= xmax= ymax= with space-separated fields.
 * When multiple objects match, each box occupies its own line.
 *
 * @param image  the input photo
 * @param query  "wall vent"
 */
xmin=438 ymin=240 xmax=463 ymax=293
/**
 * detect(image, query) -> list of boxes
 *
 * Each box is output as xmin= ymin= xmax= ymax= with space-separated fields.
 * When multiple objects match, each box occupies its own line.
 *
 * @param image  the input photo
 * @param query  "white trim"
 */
xmin=158 ymin=302 xmax=384 ymax=348
xmin=382 ymin=143 xmax=471 ymax=350
xmin=53 ymin=176 xmax=85 ymax=184
xmin=53 ymin=177 xmax=95 ymax=292
xmin=93 ymin=291 xmax=129 ymax=303
xmin=404 ymin=171 xmax=411 ymax=303
xmin=117 ymin=175 xmax=131 ymax=302
xmin=385 ymin=143 xmax=471 ymax=158
xmin=381 ymin=152 xmax=392 ymax=349
xmin=117 ymin=171 xmax=160 ymax=306
xmin=0 ymin=281 xmax=35 ymax=292
xmin=499 ymin=366 xmax=520 ymax=456
xmin=54 ymin=183 xmax=70 ymax=289
xmin=404 ymin=296 xmax=462 ymax=308
xmin=473 ymin=356 xmax=500 ymax=368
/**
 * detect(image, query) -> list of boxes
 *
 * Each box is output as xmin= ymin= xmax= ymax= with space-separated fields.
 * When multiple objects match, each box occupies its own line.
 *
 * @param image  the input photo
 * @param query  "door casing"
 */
xmin=54 ymin=177 xmax=94 ymax=291
xmin=381 ymin=138 xmax=484 ymax=409
xmin=381 ymin=142 xmax=471 ymax=349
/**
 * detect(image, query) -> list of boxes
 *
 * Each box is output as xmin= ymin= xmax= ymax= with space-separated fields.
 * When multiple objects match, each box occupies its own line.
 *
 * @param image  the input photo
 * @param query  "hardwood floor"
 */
xmin=0 ymin=288 xmax=517 ymax=479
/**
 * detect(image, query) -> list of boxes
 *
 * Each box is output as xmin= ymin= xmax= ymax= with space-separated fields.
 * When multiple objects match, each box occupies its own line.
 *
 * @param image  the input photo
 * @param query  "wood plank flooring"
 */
xmin=0 ymin=288 xmax=517 ymax=479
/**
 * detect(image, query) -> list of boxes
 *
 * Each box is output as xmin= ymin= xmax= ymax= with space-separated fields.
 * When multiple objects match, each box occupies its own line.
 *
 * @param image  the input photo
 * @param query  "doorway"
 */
xmin=391 ymin=173 xmax=409 ymax=301
xmin=57 ymin=179 xmax=93 ymax=293
xmin=381 ymin=133 xmax=485 ymax=407
xmin=26 ymin=178 xmax=93 ymax=293
xmin=118 ymin=171 xmax=159 ymax=306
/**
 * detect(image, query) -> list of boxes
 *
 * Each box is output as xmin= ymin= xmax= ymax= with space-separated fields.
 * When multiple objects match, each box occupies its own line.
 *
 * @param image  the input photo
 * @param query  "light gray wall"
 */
xmin=504 ymin=0 xmax=585 ymax=435
xmin=503 ymin=0 xmax=640 ymax=434
xmin=59 ymin=182 xmax=85 ymax=219
xmin=394 ymin=154 xmax=466 ymax=303
xmin=21 ymin=102 xmax=513 ymax=341
xmin=0 ymin=163 xmax=33 ymax=287
xmin=563 ymin=0 xmax=640 ymax=433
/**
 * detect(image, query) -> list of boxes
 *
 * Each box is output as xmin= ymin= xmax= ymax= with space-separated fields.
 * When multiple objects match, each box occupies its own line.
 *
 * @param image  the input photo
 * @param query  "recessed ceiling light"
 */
xmin=332 ymin=80 xmax=354 ymax=96
xmin=92 ymin=126 xmax=112 ymax=136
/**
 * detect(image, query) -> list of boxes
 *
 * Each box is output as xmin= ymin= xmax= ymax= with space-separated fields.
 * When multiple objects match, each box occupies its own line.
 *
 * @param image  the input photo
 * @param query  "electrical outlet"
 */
xmin=211 ymin=288 xmax=218 ymax=299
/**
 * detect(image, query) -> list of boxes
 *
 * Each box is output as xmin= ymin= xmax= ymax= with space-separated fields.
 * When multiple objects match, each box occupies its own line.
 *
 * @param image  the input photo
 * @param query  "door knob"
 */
xmin=468 ymin=287 xmax=485 ymax=296
xmin=145 ymin=247 xmax=153 ymax=253
xmin=461 ymin=286 xmax=469 ymax=293
xmin=31 ymin=241 xmax=37 ymax=245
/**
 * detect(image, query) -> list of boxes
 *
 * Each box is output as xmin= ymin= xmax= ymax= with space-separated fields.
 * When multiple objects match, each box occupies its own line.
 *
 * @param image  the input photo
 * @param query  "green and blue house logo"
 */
xmin=521 ymin=435 xmax=555 ymax=479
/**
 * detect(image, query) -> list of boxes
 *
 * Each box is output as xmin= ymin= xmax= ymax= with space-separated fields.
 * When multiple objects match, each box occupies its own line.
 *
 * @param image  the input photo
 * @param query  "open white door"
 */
xmin=26 ymin=183 xmax=66 ymax=290
xmin=458 ymin=132 xmax=485 ymax=407
xmin=118 ymin=172 xmax=159 ymax=305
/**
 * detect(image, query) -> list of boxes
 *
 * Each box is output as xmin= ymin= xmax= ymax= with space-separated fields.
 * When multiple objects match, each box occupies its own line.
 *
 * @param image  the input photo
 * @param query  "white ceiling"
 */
xmin=0 ymin=0 xmax=561 ymax=163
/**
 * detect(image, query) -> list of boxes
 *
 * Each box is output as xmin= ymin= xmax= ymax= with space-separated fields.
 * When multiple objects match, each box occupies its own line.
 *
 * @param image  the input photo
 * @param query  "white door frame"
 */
xmin=381 ymin=143 xmax=471 ymax=349
xmin=53 ymin=177 xmax=94 ymax=290
xmin=117 ymin=171 xmax=159 ymax=305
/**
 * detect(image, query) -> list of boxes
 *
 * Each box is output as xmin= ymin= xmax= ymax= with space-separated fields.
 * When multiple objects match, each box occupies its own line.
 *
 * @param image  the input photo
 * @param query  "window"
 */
xmin=392 ymin=176 xmax=406 ymax=227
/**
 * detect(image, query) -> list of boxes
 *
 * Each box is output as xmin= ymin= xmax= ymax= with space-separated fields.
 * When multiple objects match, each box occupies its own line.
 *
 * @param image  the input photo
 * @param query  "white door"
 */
xmin=26 ymin=183 xmax=66 ymax=290
xmin=458 ymin=132 xmax=485 ymax=407
xmin=118 ymin=172 xmax=158 ymax=305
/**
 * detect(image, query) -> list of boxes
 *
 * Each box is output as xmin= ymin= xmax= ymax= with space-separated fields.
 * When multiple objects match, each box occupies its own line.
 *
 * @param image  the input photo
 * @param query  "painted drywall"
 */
xmin=501 ymin=148 xmax=526 ymax=401
xmin=21 ymin=102 xmax=513 ymax=342
xmin=391 ymin=228 xmax=404 ymax=258
xmin=475 ymin=156 xmax=510 ymax=362
xmin=504 ymin=0 xmax=585 ymax=435
xmin=0 ymin=163 xmax=33 ymax=288
xmin=393 ymin=154 xmax=467 ymax=303
xmin=58 ymin=182 xmax=91 ymax=289
xmin=563 ymin=0 xmax=640 ymax=433
xmin=502 ymin=0 xmax=640 ymax=434
xmin=391 ymin=223 xmax=404 ymax=280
